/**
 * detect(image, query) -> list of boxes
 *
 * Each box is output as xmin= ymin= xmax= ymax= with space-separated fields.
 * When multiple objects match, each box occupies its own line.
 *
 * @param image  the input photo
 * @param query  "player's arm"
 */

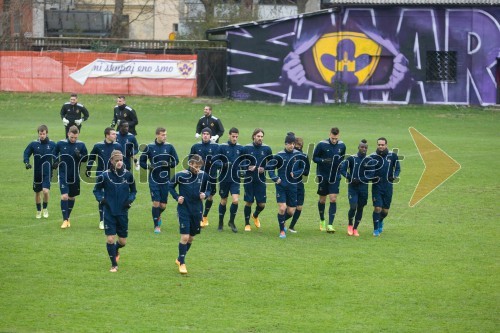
xmin=81 ymin=105 xmax=89 ymax=121
xmin=93 ymin=175 xmax=105 ymax=202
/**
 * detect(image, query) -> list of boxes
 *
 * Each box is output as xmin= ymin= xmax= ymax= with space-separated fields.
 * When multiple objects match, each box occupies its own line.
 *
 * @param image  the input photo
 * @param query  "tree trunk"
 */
xmin=111 ymin=0 xmax=125 ymax=38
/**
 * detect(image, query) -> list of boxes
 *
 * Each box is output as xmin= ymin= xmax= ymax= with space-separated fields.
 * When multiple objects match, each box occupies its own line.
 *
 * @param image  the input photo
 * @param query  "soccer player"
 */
xmin=116 ymin=122 xmax=139 ymax=171
xmin=288 ymin=136 xmax=310 ymax=233
xmin=340 ymin=139 xmax=373 ymax=237
xmin=86 ymin=127 xmax=122 ymax=230
xmin=241 ymin=128 xmax=273 ymax=231
xmin=169 ymin=154 xmax=210 ymax=275
xmin=268 ymin=133 xmax=307 ymax=238
xmin=195 ymin=105 xmax=224 ymax=143
xmin=111 ymin=96 xmax=139 ymax=136
xmin=217 ymin=127 xmax=244 ymax=232
xmin=23 ymin=125 xmax=56 ymax=219
xmin=370 ymin=137 xmax=401 ymax=236
xmin=312 ymin=127 xmax=347 ymax=233
xmin=189 ymin=127 xmax=220 ymax=227
xmin=53 ymin=126 xmax=88 ymax=229
xmin=60 ymin=93 xmax=89 ymax=138
xmin=140 ymin=127 xmax=179 ymax=233
xmin=93 ymin=150 xmax=137 ymax=273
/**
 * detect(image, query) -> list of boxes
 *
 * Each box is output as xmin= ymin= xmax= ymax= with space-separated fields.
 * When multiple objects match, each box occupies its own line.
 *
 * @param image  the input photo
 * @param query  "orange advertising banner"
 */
xmin=0 ymin=51 xmax=197 ymax=97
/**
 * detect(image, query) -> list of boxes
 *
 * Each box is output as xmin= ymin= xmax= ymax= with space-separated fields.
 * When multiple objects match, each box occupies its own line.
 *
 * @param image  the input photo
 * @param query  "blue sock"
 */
xmin=277 ymin=213 xmax=286 ymax=232
xmin=68 ymin=199 xmax=75 ymax=217
xmin=355 ymin=206 xmax=364 ymax=224
xmin=328 ymin=202 xmax=337 ymax=225
xmin=229 ymin=203 xmax=238 ymax=224
xmin=253 ymin=205 xmax=264 ymax=218
xmin=290 ymin=209 xmax=301 ymax=229
xmin=373 ymin=211 xmax=380 ymax=231
xmin=61 ymin=200 xmax=69 ymax=220
xmin=43 ymin=202 xmax=48 ymax=209
xmin=318 ymin=202 xmax=325 ymax=220
xmin=152 ymin=206 xmax=160 ymax=227
xmin=115 ymin=241 xmax=125 ymax=251
xmin=203 ymin=199 xmax=213 ymax=217
xmin=99 ymin=203 xmax=103 ymax=221
xmin=284 ymin=212 xmax=292 ymax=221
xmin=106 ymin=243 xmax=117 ymax=266
xmin=36 ymin=203 xmax=41 ymax=212
xmin=186 ymin=242 xmax=192 ymax=252
xmin=219 ymin=203 xmax=226 ymax=224
xmin=178 ymin=242 xmax=187 ymax=264
xmin=244 ymin=205 xmax=251 ymax=224
xmin=380 ymin=211 xmax=388 ymax=223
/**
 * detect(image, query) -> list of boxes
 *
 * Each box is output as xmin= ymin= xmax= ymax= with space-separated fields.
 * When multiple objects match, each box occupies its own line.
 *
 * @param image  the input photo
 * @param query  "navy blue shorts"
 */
xmin=372 ymin=184 xmax=393 ymax=209
xmin=275 ymin=183 xmax=297 ymax=207
xmin=177 ymin=206 xmax=202 ymax=236
xmin=59 ymin=179 xmax=80 ymax=197
xmin=317 ymin=177 xmax=340 ymax=196
xmin=296 ymin=182 xmax=305 ymax=206
xmin=348 ymin=184 xmax=368 ymax=206
xmin=149 ymin=183 xmax=169 ymax=203
xmin=33 ymin=172 xmax=52 ymax=192
xmin=244 ymin=181 xmax=267 ymax=204
xmin=219 ymin=181 xmax=240 ymax=198
xmin=103 ymin=209 xmax=129 ymax=238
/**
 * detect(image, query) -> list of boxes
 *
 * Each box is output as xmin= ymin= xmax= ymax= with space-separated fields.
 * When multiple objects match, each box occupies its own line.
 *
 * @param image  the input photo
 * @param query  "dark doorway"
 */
xmin=197 ymin=49 xmax=226 ymax=97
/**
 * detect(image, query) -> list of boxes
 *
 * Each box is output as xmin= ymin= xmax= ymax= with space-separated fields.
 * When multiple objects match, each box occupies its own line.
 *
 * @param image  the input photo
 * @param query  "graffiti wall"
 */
xmin=226 ymin=7 xmax=500 ymax=105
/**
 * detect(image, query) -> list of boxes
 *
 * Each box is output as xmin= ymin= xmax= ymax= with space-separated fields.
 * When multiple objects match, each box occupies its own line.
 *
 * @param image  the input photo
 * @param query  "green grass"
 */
xmin=0 ymin=92 xmax=498 ymax=332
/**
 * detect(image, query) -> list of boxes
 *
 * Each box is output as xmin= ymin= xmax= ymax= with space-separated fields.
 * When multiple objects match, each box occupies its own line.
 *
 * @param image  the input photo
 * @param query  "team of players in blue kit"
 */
xmin=24 ymin=101 xmax=401 ymax=274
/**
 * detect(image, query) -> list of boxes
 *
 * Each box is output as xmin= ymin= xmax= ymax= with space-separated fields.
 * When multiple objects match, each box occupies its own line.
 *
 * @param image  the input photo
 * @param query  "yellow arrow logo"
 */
xmin=409 ymin=127 xmax=461 ymax=207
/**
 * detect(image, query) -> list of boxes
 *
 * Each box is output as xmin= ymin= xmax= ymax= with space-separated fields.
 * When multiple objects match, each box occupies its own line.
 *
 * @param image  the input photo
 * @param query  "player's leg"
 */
xmin=317 ymin=177 xmax=328 ymax=231
xmin=243 ymin=183 xmax=254 ymax=231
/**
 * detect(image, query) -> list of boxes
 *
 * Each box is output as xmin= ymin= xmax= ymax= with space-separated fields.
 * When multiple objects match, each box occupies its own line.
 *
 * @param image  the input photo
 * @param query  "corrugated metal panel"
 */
xmin=323 ymin=0 xmax=499 ymax=4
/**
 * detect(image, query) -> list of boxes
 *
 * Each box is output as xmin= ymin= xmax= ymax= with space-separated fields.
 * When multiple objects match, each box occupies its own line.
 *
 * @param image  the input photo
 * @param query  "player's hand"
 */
xmin=389 ymin=176 xmax=398 ymax=183
xmin=85 ymin=169 xmax=92 ymax=177
xmin=25 ymin=162 xmax=32 ymax=170
xmin=177 ymin=196 xmax=184 ymax=204
xmin=210 ymin=135 xmax=219 ymax=143
xmin=200 ymin=192 xmax=206 ymax=200
xmin=322 ymin=158 xmax=333 ymax=164
xmin=195 ymin=133 xmax=201 ymax=139
xmin=74 ymin=119 xmax=82 ymax=126
xmin=52 ymin=161 xmax=59 ymax=170
xmin=62 ymin=118 xmax=69 ymax=126
xmin=257 ymin=167 xmax=265 ymax=174
xmin=275 ymin=177 xmax=282 ymax=184
xmin=116 ymin=120 xmax=121 ymax=128
xmin=110 ymin=122 xmax=115 ymax=129
xmin=148 ymin=164 xmax=154 ymax=171
xmin=160 ymin=161 xmax=169 ymax=168
xmin=100 ymin=198 xmax=107 ymax=205
xmin=74 ymin=148 xmax=81 ymax=159
xmin=351 ymin=178 xmax=361 ymax=185
xmin=372 ymin=176 xmax=380 ymax=183
xmin=248 ymin=165 xmax=256 ymax=171
xmin=123 ymin=200 xmax=132 ymax=209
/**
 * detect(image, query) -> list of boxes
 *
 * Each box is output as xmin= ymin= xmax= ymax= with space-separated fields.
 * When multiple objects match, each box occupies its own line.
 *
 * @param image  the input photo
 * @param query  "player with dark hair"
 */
xmin=288 ymin=136 xmax=310 ymax=233
xmin=216 ymin=127 xmax=243 ymax=232
xmin=111 ymin=96 xmax=139 ymax=136
xmin=116 ymin=121 xmax=139 ymax=171
xmin=340 ymin=139 xmax=373 ymax=236
xmin=23 ymin=125 xmax=56 ymax=219
xmin=241 ymin=128 xmax=273 ymax=231
xmin=195 ymin=105 xmax=224 ymax=143
xmin=189 ymin=127 xmax=220 ymax=228
xmin=371 ymin=137 xmax=401 ymax=236
xmin=60 ymin=93 xmax=89 ymax=138
xmin=140 ymin=127 xmax=179 ymax=233
xmin=86 ymin=127 xmax=122 ymax=230
xmin=312 ymin=127 xmax=346 ymax=233
xmin=93 ymin=150 xmax=136 ymax=273
xmin=169 ymin=154 xmax=210 ymax=274
xmin=268 ymin=132 xmax=307 ymax=238
xmin=53 ymin=126 xmax=88 ymax=229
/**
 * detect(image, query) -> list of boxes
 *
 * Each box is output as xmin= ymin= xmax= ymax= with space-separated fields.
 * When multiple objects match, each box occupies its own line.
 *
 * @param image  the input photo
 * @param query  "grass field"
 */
xmin=0 ymin=92 xmax=498 ymax=332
